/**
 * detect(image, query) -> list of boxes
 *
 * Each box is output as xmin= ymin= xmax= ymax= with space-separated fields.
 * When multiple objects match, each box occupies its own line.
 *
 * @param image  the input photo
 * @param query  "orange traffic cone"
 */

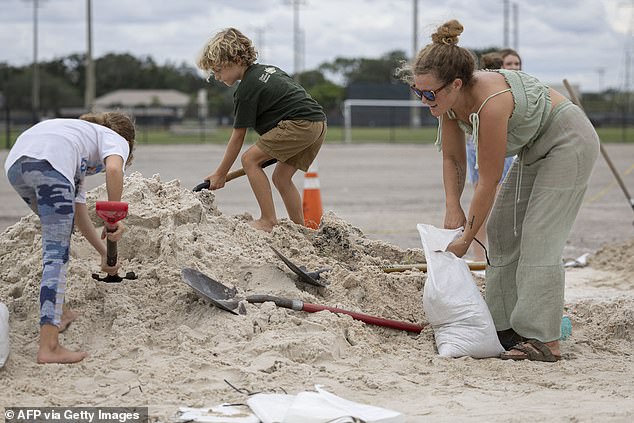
xmin=302 ymin=164 xmax=323 ymax=229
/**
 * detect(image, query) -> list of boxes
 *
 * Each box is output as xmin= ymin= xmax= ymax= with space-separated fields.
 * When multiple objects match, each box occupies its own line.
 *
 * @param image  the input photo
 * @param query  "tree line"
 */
xmin=0 ymin=50 xmax=411 ymax=120
xmin=0 ymin=49 xmax=627 ymax=124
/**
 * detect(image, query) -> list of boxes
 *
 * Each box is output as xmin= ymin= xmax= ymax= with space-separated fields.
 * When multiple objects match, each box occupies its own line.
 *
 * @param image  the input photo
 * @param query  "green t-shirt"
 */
xmin=233 ymin=64 xmax=326 ymax=135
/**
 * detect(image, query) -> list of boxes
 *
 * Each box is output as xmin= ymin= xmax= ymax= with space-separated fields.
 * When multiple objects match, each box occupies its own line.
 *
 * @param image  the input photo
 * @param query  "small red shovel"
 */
xmin=93 ymin=201 xmax=137 ymax=283
xmin=96 ymin=201 xmax=128 ymax=267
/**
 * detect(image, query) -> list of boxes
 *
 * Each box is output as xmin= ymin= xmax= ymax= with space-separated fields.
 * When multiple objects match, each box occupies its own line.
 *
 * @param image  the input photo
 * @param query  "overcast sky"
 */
xmin=1 ymin=0 xmax=632 ymax=93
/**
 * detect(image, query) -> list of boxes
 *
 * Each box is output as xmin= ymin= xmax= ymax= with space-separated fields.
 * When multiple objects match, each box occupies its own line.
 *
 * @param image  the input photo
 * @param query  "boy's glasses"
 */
xmin=410 ymin=81 xmax=451 ymax=102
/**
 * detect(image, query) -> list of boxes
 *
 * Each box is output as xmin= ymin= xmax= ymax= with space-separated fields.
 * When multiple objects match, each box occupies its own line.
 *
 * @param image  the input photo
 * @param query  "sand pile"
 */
xmin=591 ymin=237 xmax=634 ymax=274
xmin=0 ymin=172 xmax=633 ymax=422
xmin=0 ymin=173 xmax=428 ymax=412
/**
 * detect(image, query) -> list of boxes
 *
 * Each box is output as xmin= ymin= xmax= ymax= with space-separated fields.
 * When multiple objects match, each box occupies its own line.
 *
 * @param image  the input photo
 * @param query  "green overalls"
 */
xmin=436 ymin=69 xmax=600 ymax=342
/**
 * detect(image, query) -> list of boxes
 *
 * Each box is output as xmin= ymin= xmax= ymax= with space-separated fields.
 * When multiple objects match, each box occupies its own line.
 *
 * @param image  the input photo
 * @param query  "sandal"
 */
xmin=497 ymin=329 xmax=525 ymax=351
xmin=500 ymin=339 xmax=561 ymax=362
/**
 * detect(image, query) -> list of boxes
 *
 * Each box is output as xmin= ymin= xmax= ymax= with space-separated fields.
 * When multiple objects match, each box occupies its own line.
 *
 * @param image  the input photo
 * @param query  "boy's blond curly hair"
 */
xmin=197 ymin=28 xmax=258 ymax=78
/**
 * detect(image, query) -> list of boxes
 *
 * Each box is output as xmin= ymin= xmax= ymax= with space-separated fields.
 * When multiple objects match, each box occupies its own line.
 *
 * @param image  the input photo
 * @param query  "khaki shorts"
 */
xmin=256 ymin=120 xmax=326 ymax=172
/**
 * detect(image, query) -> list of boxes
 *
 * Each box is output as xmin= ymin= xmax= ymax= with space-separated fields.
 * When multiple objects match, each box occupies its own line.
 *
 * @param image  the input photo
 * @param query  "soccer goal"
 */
xmin=342 ymin=99 xmax=430 ymax=143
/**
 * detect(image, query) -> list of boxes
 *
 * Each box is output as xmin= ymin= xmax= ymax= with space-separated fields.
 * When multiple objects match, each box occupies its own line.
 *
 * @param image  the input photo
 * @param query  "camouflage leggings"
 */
xmin=7 ymin=156 xmax=75 ymax=327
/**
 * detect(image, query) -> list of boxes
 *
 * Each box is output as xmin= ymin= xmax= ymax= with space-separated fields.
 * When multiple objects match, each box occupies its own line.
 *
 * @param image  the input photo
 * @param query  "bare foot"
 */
xmin=59 ymin=306 xmax=78 ymax=333
xmin=249 ymin=218 xmax=277 ymax=232
xmin=38 ymin=323 xmax=87 ymax=364
xmin=37 ymin=344 xmax=88 ymax=364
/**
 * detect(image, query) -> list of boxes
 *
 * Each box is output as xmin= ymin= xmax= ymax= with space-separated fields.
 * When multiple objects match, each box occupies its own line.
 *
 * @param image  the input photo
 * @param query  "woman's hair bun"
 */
xmin=431 ymin=19 xmax=463 ymax=46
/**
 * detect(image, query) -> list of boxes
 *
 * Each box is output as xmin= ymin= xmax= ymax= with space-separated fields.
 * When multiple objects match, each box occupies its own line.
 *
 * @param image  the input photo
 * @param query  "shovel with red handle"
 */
xmin=181 ymin=267 xmax=424 ymax=333
xmin=245 ymin=294 xmax=424 ymax=333
xmin=93 ymin=201 xmax=137 ymax=283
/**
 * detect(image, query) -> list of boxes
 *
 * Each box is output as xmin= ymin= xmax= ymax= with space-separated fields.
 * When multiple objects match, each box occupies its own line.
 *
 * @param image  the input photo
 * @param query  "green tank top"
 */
xmin=233 ymin=64 xmax=326 ymax=135
xmin=435 ymin=69 xmax=552 ymax=167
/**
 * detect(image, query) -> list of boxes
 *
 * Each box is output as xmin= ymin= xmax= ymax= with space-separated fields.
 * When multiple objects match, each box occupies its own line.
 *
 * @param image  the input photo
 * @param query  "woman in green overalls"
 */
xmin=408 ymin=20 xmax=599 ymax=361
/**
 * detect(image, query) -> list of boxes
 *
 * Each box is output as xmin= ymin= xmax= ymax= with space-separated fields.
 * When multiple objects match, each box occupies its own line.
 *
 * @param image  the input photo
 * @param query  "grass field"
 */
xmin=2 ymin=125 xmax=633 ymax=148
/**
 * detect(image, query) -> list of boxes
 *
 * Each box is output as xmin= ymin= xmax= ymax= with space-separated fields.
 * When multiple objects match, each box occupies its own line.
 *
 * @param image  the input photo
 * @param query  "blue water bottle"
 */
xmin=560 ymin=316 xmax=572 ymax=340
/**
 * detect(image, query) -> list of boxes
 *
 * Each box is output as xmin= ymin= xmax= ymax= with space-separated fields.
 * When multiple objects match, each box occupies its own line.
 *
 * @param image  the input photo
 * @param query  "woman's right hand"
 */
xmin=444 ymin=206 xmax=466 ymax=230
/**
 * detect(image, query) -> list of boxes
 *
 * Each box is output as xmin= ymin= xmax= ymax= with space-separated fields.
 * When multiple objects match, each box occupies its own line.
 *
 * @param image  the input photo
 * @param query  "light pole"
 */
xmin=512 ymin=2 xmax=519 ymax=51
xmin=620 ymin=0 xmax=633 ymax=142
xmin=411 ymin=0 xmax=420 ymax=127
xmin=32 ymin=0 xmax=40 ymax=123
xmin=85 ymin=0 xmax=95 ymax=112
xmin=251 ymin=26 xmax=268 ymax=62
xmin=597 ymin=68 xmax=605 ymax=93
xmin=286 ymin=0 xmax=305 ymax=79
xmin=293 ymin=0 xmax=300 ymax=76
xmin=1 ymin=65 xmax=10 ymax=148
xmin=503 ymin=0 xmax=510 ymax=48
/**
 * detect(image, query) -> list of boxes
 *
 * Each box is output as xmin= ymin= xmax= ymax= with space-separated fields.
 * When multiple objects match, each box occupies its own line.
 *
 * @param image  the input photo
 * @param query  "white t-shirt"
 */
xmin=4 ymin=118 xmax=130 ymax=203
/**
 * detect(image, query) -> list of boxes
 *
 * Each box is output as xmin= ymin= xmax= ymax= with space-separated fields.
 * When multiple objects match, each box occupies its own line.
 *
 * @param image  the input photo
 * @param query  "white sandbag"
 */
xmin=0 ymin=302 xmax=9 ymax=368
xmin=247 ymin=385 xmax=403 ymax=423
xmin=417 ymin=224 xmax=504 ymax=358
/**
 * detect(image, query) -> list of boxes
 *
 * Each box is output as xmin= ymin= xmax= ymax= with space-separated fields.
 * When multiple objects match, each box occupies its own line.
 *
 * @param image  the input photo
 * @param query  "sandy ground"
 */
xmin=0 ymin=143 xmax=633 ymax=422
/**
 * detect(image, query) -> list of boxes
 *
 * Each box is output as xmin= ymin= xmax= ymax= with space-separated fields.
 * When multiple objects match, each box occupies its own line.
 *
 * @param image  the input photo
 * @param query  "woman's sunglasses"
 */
xmin=410 ymin=81 xmax=451 ymax=102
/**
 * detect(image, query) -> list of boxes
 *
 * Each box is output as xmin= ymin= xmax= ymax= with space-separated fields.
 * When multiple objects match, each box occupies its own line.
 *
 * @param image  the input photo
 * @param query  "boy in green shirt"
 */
xmin=197 ymin=27 xmax=327 ymax=232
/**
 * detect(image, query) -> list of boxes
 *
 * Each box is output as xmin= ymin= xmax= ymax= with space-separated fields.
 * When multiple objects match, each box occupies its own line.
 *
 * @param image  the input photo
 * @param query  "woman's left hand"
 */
xmin=446 ymin=236 xmax=471 ymax=258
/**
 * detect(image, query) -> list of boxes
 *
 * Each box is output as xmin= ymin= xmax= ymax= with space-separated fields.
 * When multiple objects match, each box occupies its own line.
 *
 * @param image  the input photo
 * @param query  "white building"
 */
xmin=93 ymin=89 xmax=191 ymax=122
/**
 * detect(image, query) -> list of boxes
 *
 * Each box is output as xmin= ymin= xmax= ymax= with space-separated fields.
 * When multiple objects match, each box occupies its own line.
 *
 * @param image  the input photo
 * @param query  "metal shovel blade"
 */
xmin=270 ymin=246 xmax=329 ymax=288
xmin=181 ymin=268 xmax=239 ymax=315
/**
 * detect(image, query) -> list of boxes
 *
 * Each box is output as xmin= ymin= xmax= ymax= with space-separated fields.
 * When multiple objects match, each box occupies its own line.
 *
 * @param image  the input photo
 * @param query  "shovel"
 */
xmin=182 ymin=267 xmax=240 ymax=315
xmin=381 ymin=261 xmax=487 ymax=273
xmin=94 ymin=201 xmax=137 ymax=283
xmin=563 ymin=79 xmax=634 ymax=224
xmin=193 ymin=159 xmax=278 ymax=192
xmin=181 ymin=268 xmax=423 ymax=333
xmin=270 ymin=246 xmax=329 ymax=288
xmin=96 ymin=201 xmax=128 ymax=266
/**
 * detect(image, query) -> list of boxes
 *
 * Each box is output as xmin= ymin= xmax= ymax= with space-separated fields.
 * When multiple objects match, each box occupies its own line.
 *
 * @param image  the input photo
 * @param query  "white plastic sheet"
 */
xmin=247 ymin=385 xmax=403 ymax=423
xmin=0 ymin=302 xmax=9 ymax=368
xmin=176 ymin=404 xmax=259 ymax=423
xmin=417 ymin=224 xmax=504 ymax=358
